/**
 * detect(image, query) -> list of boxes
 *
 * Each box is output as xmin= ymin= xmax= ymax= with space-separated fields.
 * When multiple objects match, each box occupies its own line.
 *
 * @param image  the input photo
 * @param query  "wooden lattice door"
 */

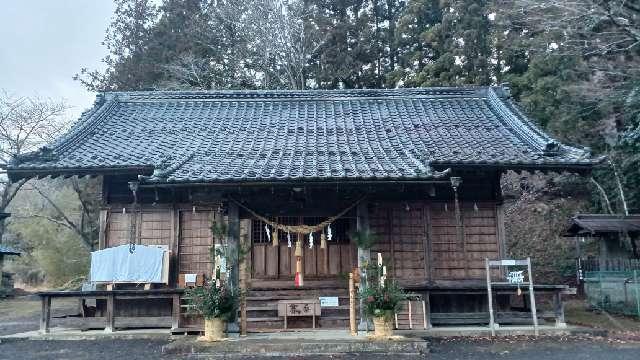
xmin=178 ymin=210 xmax=214 ymax=275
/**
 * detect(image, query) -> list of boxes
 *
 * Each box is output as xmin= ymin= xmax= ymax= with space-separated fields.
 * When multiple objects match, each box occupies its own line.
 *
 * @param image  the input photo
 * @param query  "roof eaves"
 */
xmin=486 ymin=88 xmax=594 ymax=164
xmin=9 ymin=93 xmax=119 ymax=172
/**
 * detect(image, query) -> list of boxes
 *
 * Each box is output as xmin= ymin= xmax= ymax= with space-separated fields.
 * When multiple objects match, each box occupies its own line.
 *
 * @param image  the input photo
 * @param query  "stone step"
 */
xmin=247 ymin=316 xmax=351 ymax=330
xmin=162 ymin=336 xmax=429 ymax=357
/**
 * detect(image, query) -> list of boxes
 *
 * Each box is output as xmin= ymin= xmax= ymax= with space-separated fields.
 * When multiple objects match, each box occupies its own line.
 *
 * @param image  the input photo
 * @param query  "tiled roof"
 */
xmin=565 ymin=214 xmax=640 ymax=236
xmin=0 ymin=245 xmax=20 ymax=256
xmin=8 ymin=87 xmax=597 ymax=183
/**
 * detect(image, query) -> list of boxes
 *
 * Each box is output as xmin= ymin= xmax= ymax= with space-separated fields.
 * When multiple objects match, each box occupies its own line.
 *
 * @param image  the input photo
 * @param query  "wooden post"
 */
xmin=424 ymin=292 xmax=432 ymax=329
xmin=485 ymin=258 xmax=495 ymax=336
xmin=98 ymin=209 xmax=108 ymax=250
xmin=349 ymin=273 xmax=357 ymax=335
xmin=39 ymin=296 xmax=51 ymax=334
xmin=105 ymin=293 xmax=115 ymax=333
xmin=356 ymin=200 xmax=370 ymax=331
xmin=171 ymin=293 xmax=180 ymax=331
xmin=239 ymin=219 xmax=250 ymax=336
xmin=227 ymin=201 xmax=240 ymax=333
xmin=553 ymin=292 xmax=566 ymax=328
xmin=527 ymin=257 xmax=539 ymax=336
xmin=408 ymin=300 xmax=413 ymax=329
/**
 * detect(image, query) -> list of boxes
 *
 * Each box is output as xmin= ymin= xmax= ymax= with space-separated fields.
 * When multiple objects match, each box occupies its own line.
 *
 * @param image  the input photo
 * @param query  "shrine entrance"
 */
xmin=250 ymin=216 xmax=357 ymax=280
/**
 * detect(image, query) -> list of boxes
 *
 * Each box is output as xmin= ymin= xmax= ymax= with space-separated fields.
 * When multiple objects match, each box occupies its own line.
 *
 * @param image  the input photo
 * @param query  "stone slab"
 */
xmin=162 ymin=332 xmax=429 ymax=357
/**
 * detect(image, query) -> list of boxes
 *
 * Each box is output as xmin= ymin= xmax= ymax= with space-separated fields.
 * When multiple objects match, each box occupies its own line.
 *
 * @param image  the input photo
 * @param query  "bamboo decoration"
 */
xmin=349 ymin=272 xmax=357 ymax=336
xmin=294 ymin=240 xmax=304 ymax=287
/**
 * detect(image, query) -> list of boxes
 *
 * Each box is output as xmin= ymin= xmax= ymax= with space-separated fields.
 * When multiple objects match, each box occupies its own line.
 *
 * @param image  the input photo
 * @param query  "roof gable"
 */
xmin=8 ymin=87 xmax=596 ymax=183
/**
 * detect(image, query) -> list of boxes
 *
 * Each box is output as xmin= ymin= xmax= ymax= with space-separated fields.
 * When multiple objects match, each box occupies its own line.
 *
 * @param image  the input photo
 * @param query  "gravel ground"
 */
xmin=1 ymin=337 xmax=640 ymax=360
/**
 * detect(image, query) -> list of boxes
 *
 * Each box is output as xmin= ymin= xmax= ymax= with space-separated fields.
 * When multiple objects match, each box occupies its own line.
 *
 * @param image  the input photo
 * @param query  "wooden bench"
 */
xmin=404 ymin=282 xmax=575 ymax=329
xmin=277 ymin=299 xmax=321 ymax=329
xmin=37 ymin=288 xmax=184 ymax=334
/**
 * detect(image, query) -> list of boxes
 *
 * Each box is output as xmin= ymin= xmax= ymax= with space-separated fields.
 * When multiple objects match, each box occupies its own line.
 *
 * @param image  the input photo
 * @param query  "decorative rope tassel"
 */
xmin=265 ymin=224 xmax=271 ymax=243
xmin=320 ymin=232 xmax=327 ymax=249
xmin=294 ymin=239 xmax=303 ymax=257
xmin=287 ymin=232 xmax=292 ymax=248
xmin=309 ymin=232 xmax=314 ymax=249
xmin=327 ymin=225 xmax=332 ymax=241
xmin=272 ymin=229 xmax=279 ymax=247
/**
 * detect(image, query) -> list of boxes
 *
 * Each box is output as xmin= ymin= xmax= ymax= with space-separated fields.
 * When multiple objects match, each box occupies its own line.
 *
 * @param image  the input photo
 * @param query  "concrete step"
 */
xmin=162 ymin=335 xmax=429 ymax=357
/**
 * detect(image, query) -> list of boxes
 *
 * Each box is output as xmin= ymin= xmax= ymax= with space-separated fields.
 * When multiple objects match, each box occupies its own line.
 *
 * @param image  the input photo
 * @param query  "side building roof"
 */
xmin=8 ymin=86 xmax=598 ymax=184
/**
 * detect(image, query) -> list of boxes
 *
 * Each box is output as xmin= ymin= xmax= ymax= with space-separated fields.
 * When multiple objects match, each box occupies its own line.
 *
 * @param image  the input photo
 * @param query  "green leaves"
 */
xmin=348 ymin=229 xmax=378 ymax=250
xmin=185 ymin=282 xmax=239 ymax=321
xmin=359 ymin=266 xmax=406 ymax=317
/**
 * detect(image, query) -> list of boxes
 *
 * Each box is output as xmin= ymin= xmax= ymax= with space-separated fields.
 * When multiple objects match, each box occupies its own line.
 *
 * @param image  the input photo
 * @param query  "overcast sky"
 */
xmin=0 ymin=1 xmax=116 ymax=120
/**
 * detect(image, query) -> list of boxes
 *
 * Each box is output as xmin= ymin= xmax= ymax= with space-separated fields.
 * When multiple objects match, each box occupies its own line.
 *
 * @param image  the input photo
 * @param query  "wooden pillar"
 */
xmin=171 ymin=293 xmax=180 ymax=331
xmin=98 ymin=209 xmax=108 ymax=250
xmin=39 ymin=296 xmax=51 ymax=334
xmin=226 ymin=201 xmax=240 ymax=333
xmin=356 ymin=200 xmax=370 ymax=331
xmin=424 ymin=291 xmax=432 ymax=329
xmin=105 ymin=293 xmax=115 ymax=333
xmin=600 ymin=237 xmax=608 ymax=270
xmin=553 ymin=292 xmax=566 ymax=328
xmin=239 ymin=219 xmax=251 ymax=336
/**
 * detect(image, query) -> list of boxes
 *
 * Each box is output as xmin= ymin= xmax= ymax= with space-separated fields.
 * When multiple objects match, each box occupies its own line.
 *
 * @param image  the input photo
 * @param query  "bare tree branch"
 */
xmin=30 ymin=184 xmax=95 ymax=249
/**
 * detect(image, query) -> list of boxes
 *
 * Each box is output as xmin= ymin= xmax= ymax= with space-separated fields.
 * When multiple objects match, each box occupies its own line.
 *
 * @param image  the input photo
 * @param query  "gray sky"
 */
xmin=0 ymin=1 xmax=116 ymax=120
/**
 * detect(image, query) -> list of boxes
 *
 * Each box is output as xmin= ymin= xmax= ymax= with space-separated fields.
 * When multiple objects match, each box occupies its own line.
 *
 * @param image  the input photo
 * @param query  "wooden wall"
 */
xmin=370 ymin=202 xmax=428 ymax=285
xmin=429 ymin=202 xmax=502 ymax=280
xmin=369 ymin=201 xmax=503 ymax=284
xmin=100 ymin=205 xmax=220 ymax=286
xmin=252 ymin=242 xmax=355 ymax=279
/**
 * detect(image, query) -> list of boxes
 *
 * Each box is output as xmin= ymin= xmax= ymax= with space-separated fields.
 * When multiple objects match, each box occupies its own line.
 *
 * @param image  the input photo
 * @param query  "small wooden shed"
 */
xmin=566 ymin=214 xmax=640 ymax=271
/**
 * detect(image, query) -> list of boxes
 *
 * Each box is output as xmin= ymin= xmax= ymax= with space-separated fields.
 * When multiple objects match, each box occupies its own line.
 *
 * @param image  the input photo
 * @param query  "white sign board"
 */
xmin=507 ymin=271 xmax=525 ymax=284
xmin=319 ymin=297 xmax=339 ymax=307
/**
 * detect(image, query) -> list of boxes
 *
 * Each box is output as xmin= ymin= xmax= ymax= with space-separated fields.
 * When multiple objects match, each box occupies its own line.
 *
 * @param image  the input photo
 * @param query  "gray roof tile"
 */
xmin=8 ymin=87 xmax=596 ymax=183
